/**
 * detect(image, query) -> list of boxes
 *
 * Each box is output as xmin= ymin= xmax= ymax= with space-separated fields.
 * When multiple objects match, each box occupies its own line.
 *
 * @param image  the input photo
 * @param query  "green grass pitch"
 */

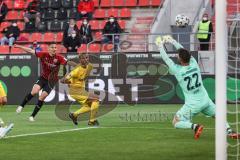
xmin=0 ymin=104 xmax=239 ymax=160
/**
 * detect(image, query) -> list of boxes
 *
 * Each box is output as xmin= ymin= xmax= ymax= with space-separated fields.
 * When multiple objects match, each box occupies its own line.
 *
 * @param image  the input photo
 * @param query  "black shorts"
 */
xmin=35 ymin=77 xmax=56 ymax=94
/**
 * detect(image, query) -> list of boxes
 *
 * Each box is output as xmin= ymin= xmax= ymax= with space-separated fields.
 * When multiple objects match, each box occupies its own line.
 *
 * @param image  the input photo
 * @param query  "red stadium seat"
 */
xmin=43 ymin=33 xmax=55 ymax=42
xmin=0 ymin=22 xmax=10 ymax=31
xmin=93 ymin=9 xmax=106 ymax=18
xmin=89 ymin=20 xmax=99 ymax=30
xmin=56 ymin=44 xmax=67 ymax=54
xmin=5 ymin=11 xmax=19 ymax=20
xmin=125 ymin=0 xmax=137 ymax=7
xmin=14 ymin=0 xmax=25 ymax=9
xmin=41 ymin=44 xmax=48 ymax=52
xmin=113 ymin=0 xmax=124 ymax=7
xmin=11 ymin=47 xmax=24 ymax=54
xmin=17 ymin=33 xmax=30 ymax=43
xmin=101 ymin=44 xmax=114 ymax=52
xmin=56 ymin=32 xmax=63 ymax=42
xmin=151 ymin=0 xmax=162 ymax=7
xmin=227 ymin=6 xmax=237 ymax=15
xmin=107 ymin=8 xmax=119 ymax=17
xmin=138 ymin=0 xmax=150 ymax=6
xmin=99 ymin=20 xmax=107 ymax=29
xmin=118 ymin=20 xmax=126 ymax=29
xmin=0 ymin=46 xmax=10 ymax=54
xmin=78 ymin=44 xmax=87 ymax=53
xmin=92 ymin=0 xmax=99 ymax=7
xmin=95 ymin=31 xmax=103 ymax=40
xmin=17 ymin=22 xmax=24 ymax=31
xmin=119 ymin=8 xmax=131 ymax=18
xmin=100 ymin=0 xmax=111 ymax=7
xmin=31 ymin=33 xmax=43 ymax=42
xmin=5 ymin=1 xmax=14 ymax=9
xmin=19 ymin=11 xmax=24 ymax=20
xmin=76 ymin=20 xmax=83 ymax=28
xmin=88 ymin=44 xmax=101 ymax=53
xmin=228 ymin=0 xmax=238 ymax=3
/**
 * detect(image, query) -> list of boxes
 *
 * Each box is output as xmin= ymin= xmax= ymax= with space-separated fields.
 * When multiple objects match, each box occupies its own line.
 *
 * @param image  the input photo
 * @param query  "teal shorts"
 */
xmin=176 ymin=98 xmax=216 ymax=122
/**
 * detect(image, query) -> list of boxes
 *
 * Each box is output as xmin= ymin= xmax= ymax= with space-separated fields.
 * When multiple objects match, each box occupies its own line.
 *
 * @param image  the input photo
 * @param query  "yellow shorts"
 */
xmin=0 ymin=83 xmax=6 ymax=98
xmin=69 ymin=87 xmax=89 ymax=104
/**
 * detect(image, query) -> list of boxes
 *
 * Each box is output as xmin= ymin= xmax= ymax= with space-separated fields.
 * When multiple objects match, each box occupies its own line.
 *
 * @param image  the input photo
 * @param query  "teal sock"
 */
xmin=175 ymin=121 xmax=193 ymax=129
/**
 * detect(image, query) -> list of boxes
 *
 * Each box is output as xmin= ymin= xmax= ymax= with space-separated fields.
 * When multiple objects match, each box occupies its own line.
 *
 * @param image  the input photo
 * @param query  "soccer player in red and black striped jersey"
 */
xmin=14 ymin=44 xmax=77 ymax=121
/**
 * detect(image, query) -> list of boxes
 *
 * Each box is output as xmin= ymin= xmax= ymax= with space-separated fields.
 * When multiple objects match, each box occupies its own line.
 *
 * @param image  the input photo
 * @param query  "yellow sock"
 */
xmin=90 ymin=101 xmax=99 ymax=122
xmin=73 ymin=104 xmax=91 ymax=117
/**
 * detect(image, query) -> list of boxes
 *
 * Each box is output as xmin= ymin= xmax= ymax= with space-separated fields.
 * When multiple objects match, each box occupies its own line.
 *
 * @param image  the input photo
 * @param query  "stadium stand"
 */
xmin=0 ymin=0 xmax=163 ymax=54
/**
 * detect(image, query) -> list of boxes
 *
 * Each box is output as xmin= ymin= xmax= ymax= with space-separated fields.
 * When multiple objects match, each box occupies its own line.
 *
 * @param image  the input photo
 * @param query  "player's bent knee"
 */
xmin=31 ymin=84 xmax=41 ymax=95
xmin=39 ymin=91 xmax=49 ymax=101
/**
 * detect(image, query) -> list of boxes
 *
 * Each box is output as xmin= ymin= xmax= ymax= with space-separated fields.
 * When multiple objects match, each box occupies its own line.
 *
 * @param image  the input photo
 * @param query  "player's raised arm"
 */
xmin=165 ymin=36 xmax=197 ymax=65
xmin=14 ymin=44 xmax=35 ymax=55
xmin=164 ymin=36 xmax=184 ymax=50
xmin=155 ymin=36 xmax=178 ymax=75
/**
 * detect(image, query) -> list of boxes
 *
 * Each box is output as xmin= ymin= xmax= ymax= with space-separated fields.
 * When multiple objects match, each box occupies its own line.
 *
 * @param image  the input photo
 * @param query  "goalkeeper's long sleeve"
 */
xmin=171 ymin=40 xmax=184 ymax=50
xmin=159 ymin=44 xmax=179 ymax=75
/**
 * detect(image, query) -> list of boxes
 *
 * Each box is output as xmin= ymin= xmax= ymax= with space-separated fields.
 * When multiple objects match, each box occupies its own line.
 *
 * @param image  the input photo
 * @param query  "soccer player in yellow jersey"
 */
xmin=61 ymin=53 xmax=100 ymax=126
xmin=0 ymin=81 xmax=14 ymax=139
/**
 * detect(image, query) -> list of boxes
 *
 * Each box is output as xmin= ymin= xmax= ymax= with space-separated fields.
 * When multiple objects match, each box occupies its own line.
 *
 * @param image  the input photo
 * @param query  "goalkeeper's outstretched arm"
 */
xmin=171 ymin=39 xmax=184 ymax=50
xmin=155 ymin=36 xmax=178 ymax=75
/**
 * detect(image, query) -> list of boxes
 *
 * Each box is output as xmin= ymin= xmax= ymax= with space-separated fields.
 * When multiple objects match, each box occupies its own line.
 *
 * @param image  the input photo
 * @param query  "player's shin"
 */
xmin=31 ymin=100 xmax=44 ymax=117
xmin=73 ymin=104 xmax=91 ymax=117
xmin=89 ymin=101 xmax=99 ymax=122
xmin=20 ymin=93 xmax=34 ymax=107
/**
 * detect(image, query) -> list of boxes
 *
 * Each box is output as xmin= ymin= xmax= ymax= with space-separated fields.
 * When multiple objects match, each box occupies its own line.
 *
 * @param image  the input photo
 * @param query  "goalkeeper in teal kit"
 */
xmin=155 ymin=35 xmax=239 ymax=139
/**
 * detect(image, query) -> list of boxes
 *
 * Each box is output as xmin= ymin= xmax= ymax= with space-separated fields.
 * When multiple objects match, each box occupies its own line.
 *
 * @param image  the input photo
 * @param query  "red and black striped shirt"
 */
xmin=36 ymin=52 xmax=67 ymax=81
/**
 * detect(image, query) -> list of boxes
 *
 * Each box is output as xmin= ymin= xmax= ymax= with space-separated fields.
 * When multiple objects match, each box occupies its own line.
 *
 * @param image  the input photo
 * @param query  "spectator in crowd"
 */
xmin=23 ymin=0 xmax=41 ymax=29
xmin=29 ymin=40 xmax=42 ymax=53
xmin=77 ymin=0 xmax=94 ymax=20
xmin=79 ymin=18 xmax=93 ymax=44
xmin=0 ymin=0 xmax=8 ymax=24
xmin=102 ymin=16 xmax=122 ymax=51
xmin=63 ymin=30 xmax=81 ymax=54
xmin=197 ymin=13 xmax=213 ymax=50
xmin=0 ymin=22 xmax=20 ymax=48
xmin=63 ymin=19 xmax=79 ymax=44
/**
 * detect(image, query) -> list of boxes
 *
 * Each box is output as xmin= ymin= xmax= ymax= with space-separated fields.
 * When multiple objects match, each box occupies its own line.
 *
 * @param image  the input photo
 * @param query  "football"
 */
xmin=175 ymin=14 xmax=190 ymax=27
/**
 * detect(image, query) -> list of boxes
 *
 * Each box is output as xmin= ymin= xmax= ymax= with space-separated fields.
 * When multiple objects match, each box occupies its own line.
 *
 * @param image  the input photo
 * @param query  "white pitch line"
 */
xmin=4 ymin=126 xmax=215 ymax=139
xmin=4 ymin=127 xmax=96 ymax=139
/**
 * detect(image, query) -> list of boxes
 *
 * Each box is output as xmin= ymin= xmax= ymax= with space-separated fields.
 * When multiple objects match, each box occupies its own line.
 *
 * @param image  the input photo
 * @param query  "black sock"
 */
xmin=20 ymin=93 xmax=34 ymax=107
xmin=31 ymin=100 xmax=44 ymax=117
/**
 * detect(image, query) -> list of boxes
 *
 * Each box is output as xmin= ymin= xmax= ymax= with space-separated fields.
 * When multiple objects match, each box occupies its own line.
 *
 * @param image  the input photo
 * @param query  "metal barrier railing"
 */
xmin=86 ymin=32 xmax=215 ymax=53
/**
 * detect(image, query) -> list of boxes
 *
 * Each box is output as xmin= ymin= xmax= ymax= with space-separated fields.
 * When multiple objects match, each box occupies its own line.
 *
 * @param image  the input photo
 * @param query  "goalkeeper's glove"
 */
xmin=162 ymin=35 xmax=176 ymax=44
xmin=155 ymin=36 xmax=165 ymax=47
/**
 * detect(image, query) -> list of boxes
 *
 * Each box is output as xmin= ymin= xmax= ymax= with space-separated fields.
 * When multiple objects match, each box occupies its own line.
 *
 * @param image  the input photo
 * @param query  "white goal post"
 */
xmin=215 ymin=0 xmax=227 ymax=160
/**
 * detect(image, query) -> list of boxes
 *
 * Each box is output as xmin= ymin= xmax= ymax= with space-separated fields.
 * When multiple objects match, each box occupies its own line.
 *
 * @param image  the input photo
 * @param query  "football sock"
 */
xmin=73 ymin=104 xmax=91 ymax=117
xmin=191 ymin=124 xmax=198 ymax=130
xmin=31 ymin=100 xmax=44 ymax=117
xmin=90 ymin=101 xmax=99 ymax=122
xmin=175 ymin=121 xmax=193 ymax=129
xmin=226 ymin=123 xmax=232 ymax=133
xmin=20 ymin=93 xmax=34 ymax=107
